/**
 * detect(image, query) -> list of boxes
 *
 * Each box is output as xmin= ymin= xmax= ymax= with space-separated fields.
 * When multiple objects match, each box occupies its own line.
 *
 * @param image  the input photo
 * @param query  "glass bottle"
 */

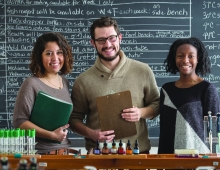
xmin=94 ymin=140 xmax=101 ymax=155
xmin=102 ymin=140 xmax=109 ymax=154
xmin=18 ymin=159 xmax=28 ymax=170
xmin=133 ymin=139 xmax=139 ymax=154
xmin=110 ymin=140 xmax=117 ymax=154
xmin=29 ymin=157 xmax=38 ymax=170
xmin=126 ymin=140 xmax=132 ymax=155
xmin=1 ymin=157 xmax=9 ymax=170
xmin=118 ymin=140 xmax=124 ymax=154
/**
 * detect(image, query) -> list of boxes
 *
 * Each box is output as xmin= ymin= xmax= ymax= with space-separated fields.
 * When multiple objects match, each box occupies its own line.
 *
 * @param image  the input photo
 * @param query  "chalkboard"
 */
xmin=0 ymin=0 xmax=220 ymax=147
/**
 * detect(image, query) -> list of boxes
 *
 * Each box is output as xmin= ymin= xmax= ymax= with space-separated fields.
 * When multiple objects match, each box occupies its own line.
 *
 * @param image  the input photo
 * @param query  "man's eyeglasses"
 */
xmin=94 ymin=35 xmax=118 ymax=45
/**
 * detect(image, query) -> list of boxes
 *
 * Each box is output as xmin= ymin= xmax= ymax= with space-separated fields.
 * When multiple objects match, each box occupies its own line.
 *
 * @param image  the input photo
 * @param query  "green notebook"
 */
xmin=30 ymin=91 xmax=73 ymax=142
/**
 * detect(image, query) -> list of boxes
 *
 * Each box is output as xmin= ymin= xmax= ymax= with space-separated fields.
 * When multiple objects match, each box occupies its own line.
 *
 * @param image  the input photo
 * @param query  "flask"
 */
xmin=126 ymin=140 xmax=132 ymax=155
xmin=1 ymin=156 xmax=9 ymax=170
xmin=118 ymin=140 xmax=124 ymax=154
xmin=102 ymin=140 xmax=109 ymax=154
xmin=110 ymin=140 xmax=117 ymax=154
xmin=133 ymin=139 xmax=139 ymax=154
xmin=29 ymin=157 xmax=38 ymax=170
xmin=18 ymin=159 xmax=28 ymax=170
xmin=94 ymin=140 xmax=101 ymax=155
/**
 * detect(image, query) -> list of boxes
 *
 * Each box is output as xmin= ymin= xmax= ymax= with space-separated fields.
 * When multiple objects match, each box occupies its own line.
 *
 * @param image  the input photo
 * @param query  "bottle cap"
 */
xmin=4 ymin=130 xmax=9 ymax=138
xmin=1 ymin=156 xmax=8 ymax=162
xmin=31 ymin=129 xmax=36 ymax=137
xmin=0 ymin=129 xmax=4 ymax=137
xmin=112 ymin=140 xmax=116 ymax=146
xmin=14 ymin=153 xmax=22 ymax=158
xmin=135 ymin=139 xmax=139 ymax=146
xmin=127 ymin=140 xmax=131 ymax=146
xmin=26 ymin=129 xmax=31 ymax=137
xmin=9 ymin=130 xmax=13 ymax=138
xmin=19 ymin=159 xmax=27 ymax=164
xmin=1 ymin=156 xmax=8 ymax=166
xmin=30 ymin=157 xmax=37 ymax=163
xmin=20 ymin=129 xmax=25 ymax=137
xmin=30 ymin=130 xmax=35 ymax=138
xmin=16 ymin=128 xmax=20 ymax=136
xmin=104 ymin=140 xmax=107 ymax=147
xmin=119 ymin=139 xmax=123 ymax=146
xmin=14 ymin=129 xmax=20 ymax=137
xmin=202 ymin=155 xmax=209 ymax=158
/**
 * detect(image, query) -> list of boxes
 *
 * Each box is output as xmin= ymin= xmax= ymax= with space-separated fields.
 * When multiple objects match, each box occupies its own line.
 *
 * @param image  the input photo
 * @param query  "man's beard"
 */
xmin=96 ymin=47 xmax=120 ymax=62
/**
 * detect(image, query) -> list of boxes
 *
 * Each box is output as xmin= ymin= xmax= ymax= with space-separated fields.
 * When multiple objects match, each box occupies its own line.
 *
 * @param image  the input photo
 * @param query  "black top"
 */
xmin=158 ymin=81 xmax=220 ymax=154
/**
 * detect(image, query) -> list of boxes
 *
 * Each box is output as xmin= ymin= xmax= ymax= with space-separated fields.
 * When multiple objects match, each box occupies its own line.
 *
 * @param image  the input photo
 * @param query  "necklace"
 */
xmin=44 ymin=75 xmax=61 ymax=89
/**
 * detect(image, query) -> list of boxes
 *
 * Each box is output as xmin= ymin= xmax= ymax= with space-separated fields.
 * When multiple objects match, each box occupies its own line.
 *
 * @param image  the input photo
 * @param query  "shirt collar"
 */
xmin=94 ymin=50 xmax=127 ymax=79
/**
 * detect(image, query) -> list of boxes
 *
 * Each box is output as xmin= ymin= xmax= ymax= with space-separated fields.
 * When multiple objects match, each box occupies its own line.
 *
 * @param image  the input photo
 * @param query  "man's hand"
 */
xmin=121 ymin=106 xmax=141 ymax=122
xmin=86 ymin=127 xmax=115 ymax=142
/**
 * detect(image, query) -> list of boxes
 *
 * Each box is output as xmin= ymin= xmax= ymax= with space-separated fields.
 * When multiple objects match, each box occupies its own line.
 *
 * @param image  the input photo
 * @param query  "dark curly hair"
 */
xmin=90 ymin=16 xmax=120 ymax=40
xmin=164 ymin=37 xmax=210 ymax=76
xmin=29 ymin=32 xmax=73 ymax=77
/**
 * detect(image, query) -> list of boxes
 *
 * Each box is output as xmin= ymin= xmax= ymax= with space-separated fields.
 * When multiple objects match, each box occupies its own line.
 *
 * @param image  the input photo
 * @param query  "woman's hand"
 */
xmin=51 ymin=124 xmax=69 ymax=142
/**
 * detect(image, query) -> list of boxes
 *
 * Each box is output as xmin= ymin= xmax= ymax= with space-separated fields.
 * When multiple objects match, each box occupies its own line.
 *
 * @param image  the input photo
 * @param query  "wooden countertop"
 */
xmin=1 ymin=154 xmax=220 ymax=169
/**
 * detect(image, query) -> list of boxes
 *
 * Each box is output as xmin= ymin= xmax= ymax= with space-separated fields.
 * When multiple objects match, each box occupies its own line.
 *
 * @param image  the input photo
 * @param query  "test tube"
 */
xmin=10 ymin=130 xmax=15 ymax=154
xmin=26 ymin=129 xmax=31 ymax=155
xmin=20 ymin=130 xmax=25 ymax=154
xmin=3 ymin=130 xmax=9 ymax=154
xmin=8 ymin=130 xmax=13 ymax=154
xmin=14 ymin=129 xmax=20 ymax=153
xmin=0 ymin=130 xmax=3 ymax=154
xmin=28 ymin=130 xmax=35 ymax=154
xmin=31 ymin=129 xmax=36 ymax=154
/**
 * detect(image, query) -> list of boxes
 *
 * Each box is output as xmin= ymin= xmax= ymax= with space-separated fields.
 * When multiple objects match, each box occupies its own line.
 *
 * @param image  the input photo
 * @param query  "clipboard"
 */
xmin=96 ymin=90 xmax=137 ymax=139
